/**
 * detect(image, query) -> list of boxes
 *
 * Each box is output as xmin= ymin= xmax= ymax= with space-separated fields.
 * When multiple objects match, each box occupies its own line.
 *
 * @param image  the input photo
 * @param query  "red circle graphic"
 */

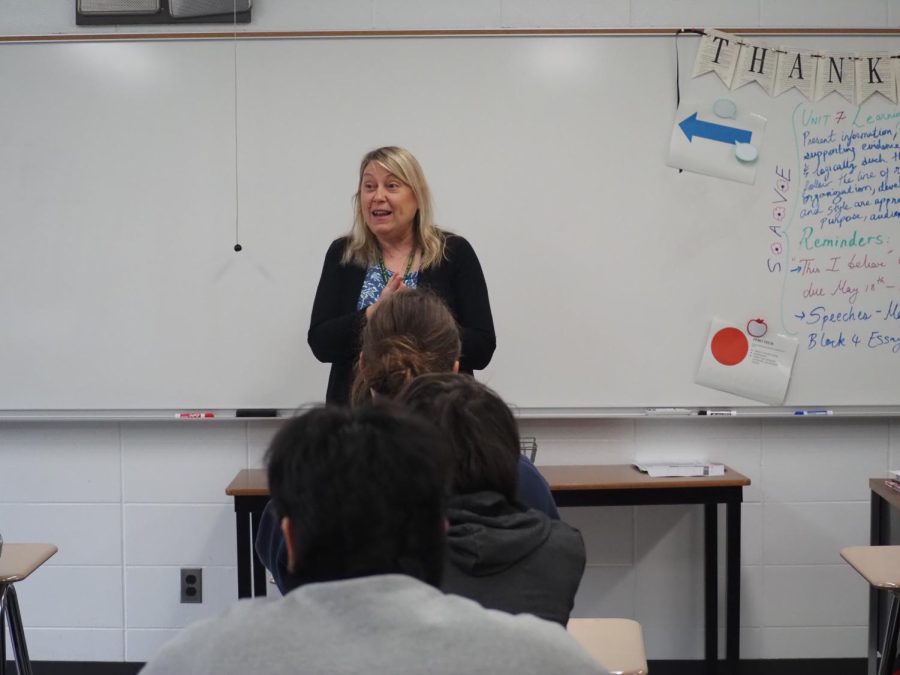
xmin=710 ymin=327 xmax=749 ymax=366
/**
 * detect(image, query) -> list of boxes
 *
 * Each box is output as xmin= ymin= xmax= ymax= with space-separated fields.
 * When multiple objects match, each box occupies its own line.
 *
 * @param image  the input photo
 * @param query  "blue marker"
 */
xmin=793 ymin=410 xmax=833 ymax=416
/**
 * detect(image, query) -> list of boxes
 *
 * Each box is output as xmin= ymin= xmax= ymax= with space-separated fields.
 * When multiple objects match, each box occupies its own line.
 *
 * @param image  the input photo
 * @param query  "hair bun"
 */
xmin=351 ymin=289 xmax=461 ymax=405
xmin=370 ymin=336 xmax=428 ymax=392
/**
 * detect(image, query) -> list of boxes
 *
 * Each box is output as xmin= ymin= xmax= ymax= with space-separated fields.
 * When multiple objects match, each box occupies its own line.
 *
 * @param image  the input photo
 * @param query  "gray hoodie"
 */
xmin=441 ymin=490 xmax=586 ymax=625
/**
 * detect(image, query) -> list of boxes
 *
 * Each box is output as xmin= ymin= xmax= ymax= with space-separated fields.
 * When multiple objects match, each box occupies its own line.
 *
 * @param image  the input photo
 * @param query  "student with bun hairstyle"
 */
xmin=351 ymin=287 xmax=460 ymax=406
xmin=256 ymin=289 xmax=558 ymax=592
xmin=352 ymin=289 xmax=559 ymax=520
xmin=397 ymin=373 xmax=586 ymax=626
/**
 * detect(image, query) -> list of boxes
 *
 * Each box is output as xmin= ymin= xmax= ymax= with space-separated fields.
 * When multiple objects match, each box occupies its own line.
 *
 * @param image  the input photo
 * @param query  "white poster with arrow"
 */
xmin=667 ymin=98 xmax=767 ymax=184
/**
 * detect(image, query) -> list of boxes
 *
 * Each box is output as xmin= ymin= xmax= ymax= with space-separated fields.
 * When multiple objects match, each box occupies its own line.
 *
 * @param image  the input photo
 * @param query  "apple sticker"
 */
xmin=746 ymin=318 xmax=768 ymax=338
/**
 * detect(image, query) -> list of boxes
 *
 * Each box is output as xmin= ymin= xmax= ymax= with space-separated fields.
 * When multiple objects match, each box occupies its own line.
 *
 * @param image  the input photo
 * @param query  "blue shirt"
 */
xmin=517 ymin=456 xmax=560 ymax=520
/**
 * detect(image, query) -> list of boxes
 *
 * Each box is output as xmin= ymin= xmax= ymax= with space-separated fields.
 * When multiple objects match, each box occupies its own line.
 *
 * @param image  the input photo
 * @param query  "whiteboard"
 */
xmin=0 ymin=35 xmax=897 ymax=411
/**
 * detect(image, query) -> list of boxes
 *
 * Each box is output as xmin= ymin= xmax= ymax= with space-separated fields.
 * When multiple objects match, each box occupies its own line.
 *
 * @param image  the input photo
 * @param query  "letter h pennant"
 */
xmin=732 ymin=38 xmax=776 ymax=95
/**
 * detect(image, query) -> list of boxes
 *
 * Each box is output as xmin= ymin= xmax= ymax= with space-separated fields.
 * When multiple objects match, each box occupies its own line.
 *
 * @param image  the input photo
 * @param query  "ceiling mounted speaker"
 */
xmin=77 ymin=0 xmax=159 ymax=14
xmin=169 ymin=0 xmax=251 ymax=18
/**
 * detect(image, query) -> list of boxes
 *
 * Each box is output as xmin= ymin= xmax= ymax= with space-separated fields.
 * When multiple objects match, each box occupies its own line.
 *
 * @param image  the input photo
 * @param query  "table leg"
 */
xmin=6 ymin=586 xmax=32 ymax=675
xmin=1 ymin=585 xmax=7 ymax=675
xmin=251 ymin=507 xmax=267 ymax=598
xmin=235 ymin=506 xmax=251 ymax=599
xmin=704 ymin=503 xmax=718 ymax=668
xmin=878 ymin=593 xmax=900 ymax=675
xmin=726 ymin=498 xmax=741 ymax=667
xmin=870 ymin=491 xmax=884 ymax=675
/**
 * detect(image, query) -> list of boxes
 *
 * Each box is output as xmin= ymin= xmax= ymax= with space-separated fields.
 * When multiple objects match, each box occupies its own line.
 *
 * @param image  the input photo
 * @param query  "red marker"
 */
xmin=175 ymin=412 xmax=215 ymax=419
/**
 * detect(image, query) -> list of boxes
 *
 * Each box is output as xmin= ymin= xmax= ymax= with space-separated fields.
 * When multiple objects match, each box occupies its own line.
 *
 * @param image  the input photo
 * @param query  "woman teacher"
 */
xmin=308 ymin=146 xmax=496 ymax=404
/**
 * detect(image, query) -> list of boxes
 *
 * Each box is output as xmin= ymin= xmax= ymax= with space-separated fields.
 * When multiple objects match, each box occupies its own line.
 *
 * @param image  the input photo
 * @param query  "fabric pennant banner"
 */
xmin=895 ymin=57 xmax=900 ymax=100
xmin=692 ymin=29 xmax=740 ymax=88
xmin=814 ymin=52 xmax=857 ymax=103
xmin=731 ymin=38 xmax=776 ymax=95
xmin=691 ymin=29 xmax=900 ymax=105
xmin=773 ymin=48 xmax=817 ymax=99
xmin=856 ymin=53 xmax=897 ymax=104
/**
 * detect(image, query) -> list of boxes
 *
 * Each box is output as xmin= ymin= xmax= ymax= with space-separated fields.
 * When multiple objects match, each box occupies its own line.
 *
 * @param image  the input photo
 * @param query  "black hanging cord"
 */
xmin=675 ymin=29 xmax=682 ymax=109
xmin=675 ymin=28 xmax=706 ymax=110
xmin=232 ymin=0 xmax=242 ymax=252
xmin=674 ymin=29 xmax=705 ymax=174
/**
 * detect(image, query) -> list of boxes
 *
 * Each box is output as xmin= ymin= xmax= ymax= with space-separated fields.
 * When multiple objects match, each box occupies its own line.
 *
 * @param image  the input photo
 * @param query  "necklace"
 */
xmin=378 ymin=248 xmax=416 ymax=285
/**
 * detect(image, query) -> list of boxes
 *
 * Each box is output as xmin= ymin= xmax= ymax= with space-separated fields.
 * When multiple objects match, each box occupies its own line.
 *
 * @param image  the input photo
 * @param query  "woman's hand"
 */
xmin=365 ymin=273 xmax=408 ymax=319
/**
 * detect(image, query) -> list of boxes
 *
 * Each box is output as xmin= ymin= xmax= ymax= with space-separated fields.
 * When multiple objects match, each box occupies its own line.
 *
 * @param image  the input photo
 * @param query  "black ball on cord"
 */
xmin=234 ymin=244 xmax=242 ymax=252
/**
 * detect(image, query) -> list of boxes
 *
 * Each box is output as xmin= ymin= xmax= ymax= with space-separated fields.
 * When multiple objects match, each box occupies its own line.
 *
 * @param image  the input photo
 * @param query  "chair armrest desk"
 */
xmin=867 ymin=478 xmax=900 ymax=675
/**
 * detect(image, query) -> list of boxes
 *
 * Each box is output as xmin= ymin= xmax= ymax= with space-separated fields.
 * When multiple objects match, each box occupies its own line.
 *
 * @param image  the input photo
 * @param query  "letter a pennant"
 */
xmin=773 ymin=48 xmax=817 ymax=99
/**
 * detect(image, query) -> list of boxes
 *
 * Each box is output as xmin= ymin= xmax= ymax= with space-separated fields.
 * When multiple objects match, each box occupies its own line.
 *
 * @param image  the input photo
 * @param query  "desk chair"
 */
xmin=0 ymin=544 xmax=58 ymax=675
xmin=567 ymin=618 xmax=648 ymax=675
xmin=841 ymin=545 xmax=900 ymax=675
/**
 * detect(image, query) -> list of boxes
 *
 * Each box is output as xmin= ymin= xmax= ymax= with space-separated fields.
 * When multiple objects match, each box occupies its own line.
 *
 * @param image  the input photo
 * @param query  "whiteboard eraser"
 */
xmin=235 ymin=409 xmax=278 ymax=418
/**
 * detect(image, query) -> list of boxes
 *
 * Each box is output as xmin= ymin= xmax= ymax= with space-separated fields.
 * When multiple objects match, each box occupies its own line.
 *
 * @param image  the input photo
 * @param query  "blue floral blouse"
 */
xmin=356 ymin=264 xmax=420 ymax=310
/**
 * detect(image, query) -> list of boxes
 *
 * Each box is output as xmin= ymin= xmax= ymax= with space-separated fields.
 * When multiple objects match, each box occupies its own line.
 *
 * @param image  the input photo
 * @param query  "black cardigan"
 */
xmin=308 ymin=233 xmax=496 ymax=404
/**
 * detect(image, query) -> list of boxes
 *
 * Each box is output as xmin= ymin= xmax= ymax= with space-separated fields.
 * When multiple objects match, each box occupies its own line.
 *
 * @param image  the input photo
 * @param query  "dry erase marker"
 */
xmin=793 ymin=410 xmax=833 ymax=416
xmin=175 ymin=412 xmax=215 ymax=419
xmin=698 ymin=410 xmax=736 ymax=417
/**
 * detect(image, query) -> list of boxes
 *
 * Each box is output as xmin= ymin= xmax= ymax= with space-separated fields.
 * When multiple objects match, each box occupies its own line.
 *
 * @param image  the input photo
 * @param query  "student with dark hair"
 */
xmin=397 ymin=373 xmax=586 ymax=626
xmin=141 ymin=406 xmax=606 ymax=675
xmin=266 ymin=405 xmax=448 ymax=589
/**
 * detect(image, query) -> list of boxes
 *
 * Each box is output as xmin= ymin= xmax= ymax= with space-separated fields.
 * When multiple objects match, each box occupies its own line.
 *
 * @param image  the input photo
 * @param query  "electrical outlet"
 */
xmin=180 ymin=568 xmax=202 ymax=604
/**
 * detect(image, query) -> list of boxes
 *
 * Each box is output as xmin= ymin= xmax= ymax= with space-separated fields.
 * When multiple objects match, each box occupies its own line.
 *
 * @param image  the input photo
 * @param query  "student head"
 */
xmin=266 ymin=404 xmax=448 ymax=591
xmin=351 ymin=288 xmax=461 ymax=405
xmin=397 ymin=373 xmax=520 ymax=503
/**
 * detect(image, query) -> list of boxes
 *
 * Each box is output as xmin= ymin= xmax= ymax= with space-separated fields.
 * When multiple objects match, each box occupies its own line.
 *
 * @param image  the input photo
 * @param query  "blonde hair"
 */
xmin=342 ymin=146 xmax=446 ymax=269
xmin=351 ymin=289 xmax=461 ymax=406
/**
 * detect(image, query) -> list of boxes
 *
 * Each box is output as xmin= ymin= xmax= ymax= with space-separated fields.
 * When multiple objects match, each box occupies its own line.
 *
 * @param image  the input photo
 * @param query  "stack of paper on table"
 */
xmin=636 ymin=463 xmax=725 ymax=478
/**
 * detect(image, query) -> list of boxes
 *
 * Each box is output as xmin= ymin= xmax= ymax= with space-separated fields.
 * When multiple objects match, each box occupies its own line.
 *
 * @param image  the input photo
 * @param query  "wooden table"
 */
xmin=227 ymin=464 xmax=750 ymax=670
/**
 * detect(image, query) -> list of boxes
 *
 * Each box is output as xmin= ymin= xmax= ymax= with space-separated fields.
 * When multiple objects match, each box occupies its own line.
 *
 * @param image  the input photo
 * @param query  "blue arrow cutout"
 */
xmin=679 ymin=113 xmax=752 ymax=145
